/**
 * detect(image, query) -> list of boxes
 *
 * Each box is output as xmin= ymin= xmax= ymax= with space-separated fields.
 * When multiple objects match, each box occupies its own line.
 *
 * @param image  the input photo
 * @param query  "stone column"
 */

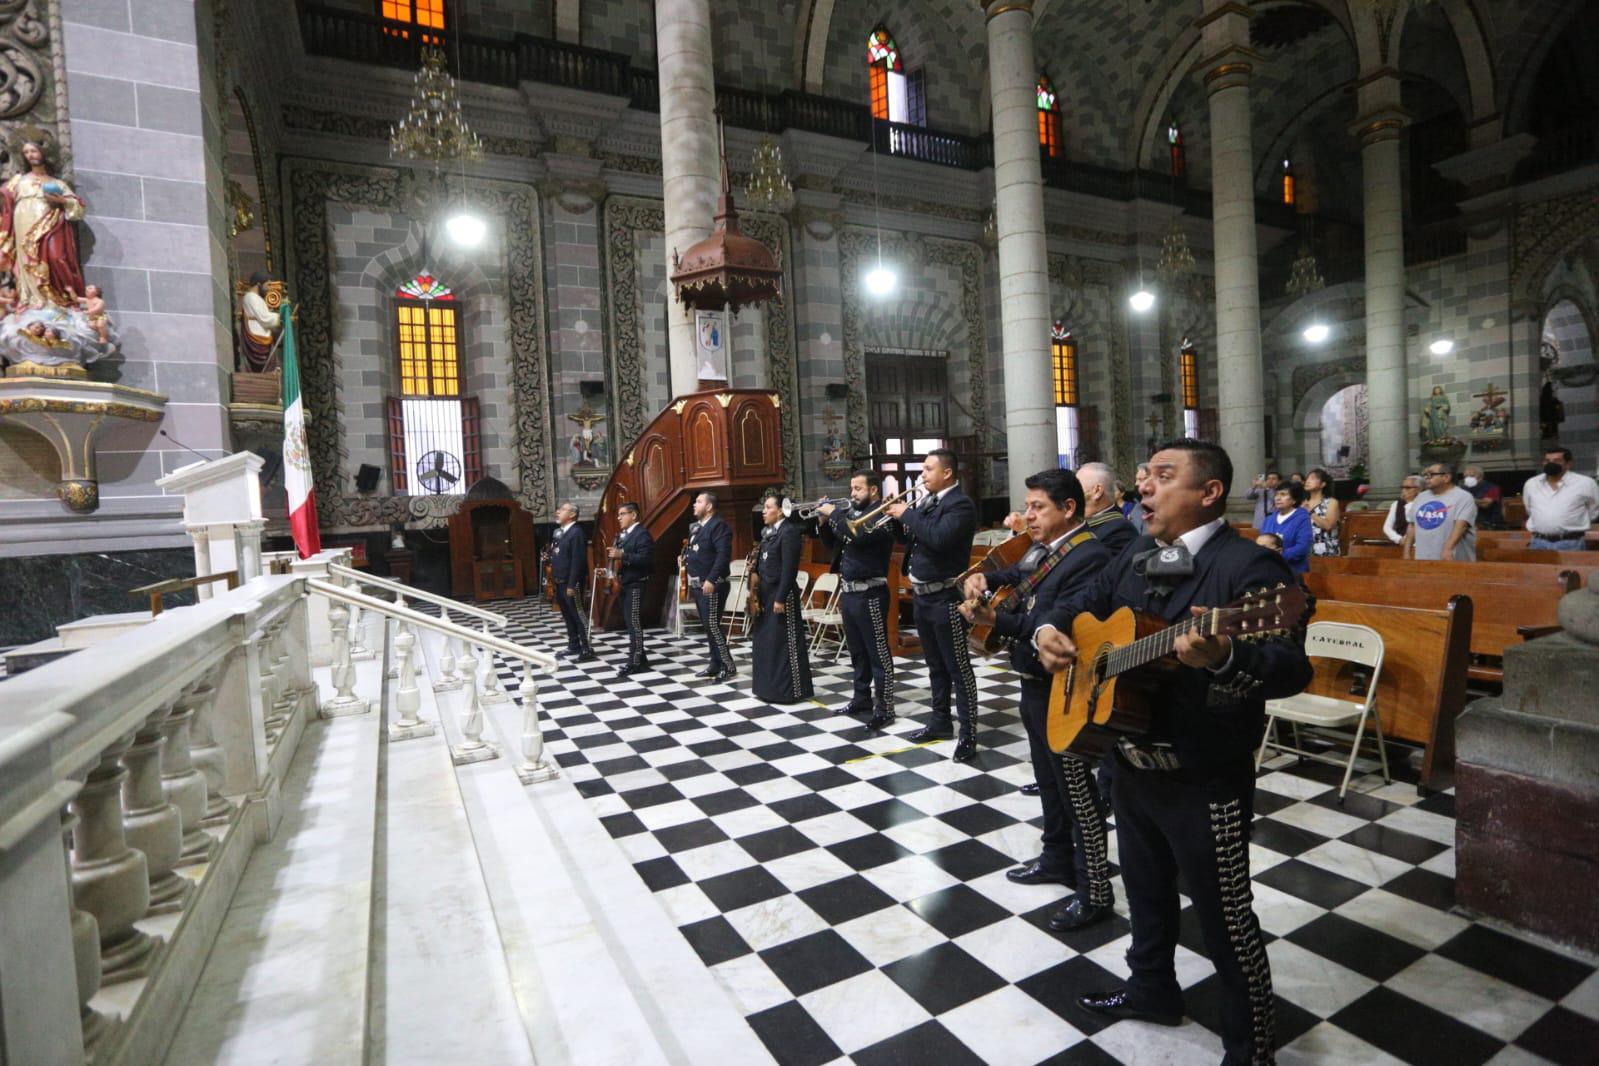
xmin=236 ymin=519 xmax=266 ymax=582
xmin=190 ymin=526 xmax=213 ymax=602
xmin=656 ymin=0 xmax=718 ymax=396
xmin=983 ymin=0 xmax=1056 ymax=503
xmin=1198 ymin=2 xmax=1266 ymax=500
xmin=1355 ymin=74 xmax=1410 ymax=493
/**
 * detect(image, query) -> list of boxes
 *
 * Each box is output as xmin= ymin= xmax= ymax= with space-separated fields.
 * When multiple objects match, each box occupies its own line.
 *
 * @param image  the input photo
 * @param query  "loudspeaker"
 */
xmin=355 ymin=464 xmax=381 ymax=493
xmin=580 ymin=380 xmax=605 ymax=398
xmin=825 ymin=383 xmax=849 ymax=400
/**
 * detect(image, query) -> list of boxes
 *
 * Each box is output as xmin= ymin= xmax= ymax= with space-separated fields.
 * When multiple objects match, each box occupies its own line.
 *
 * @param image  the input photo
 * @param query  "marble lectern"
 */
xmin=156 ymin=452 xmax=266 ymax=599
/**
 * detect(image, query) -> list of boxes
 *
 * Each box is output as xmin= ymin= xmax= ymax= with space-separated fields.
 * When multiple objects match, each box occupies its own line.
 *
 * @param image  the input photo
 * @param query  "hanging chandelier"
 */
xmin=1286 ymin=244 xmax=1326 ymax=297
xmin=745 ymin=137 xmax=794 ymax=214
xmin=672 ymin=123 xmax=784 ymax=315
xmin=1156 ymin=219 xmax=1195 ymax=279
xmin=390 ymin=46 xmax=482 ymax=165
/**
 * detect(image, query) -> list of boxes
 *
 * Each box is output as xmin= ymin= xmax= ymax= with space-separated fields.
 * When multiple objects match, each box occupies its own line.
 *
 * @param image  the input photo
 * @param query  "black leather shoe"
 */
xmin=907 ymin=724 xmax=954 ymax=744
xmin=952 ymin=734 xmax=977 ymax=762
xmin=574 ymin=651 xmax=598 ymax=663
xmin=864 ymin=710 xmax=895 ymax=731
xmin=1020 ymin=782 xmax=1041 ymax=796
xmin=1005 ymin=859 xmax=1073 ymax=887
xmin=696 ymin=668 xmax=720 ymax=679
xmin=1048 ymin=898 xmax=1114 ymax=932
xmin=713 ymin=668 xmax=737 ymax=683
xmin=837 ymin=703 xmax=872 ymax=717
xmin=616 ymin=665 xmax=634 ymax=677
xmin=1077 ymin=988 xmax=1181 ymax=1027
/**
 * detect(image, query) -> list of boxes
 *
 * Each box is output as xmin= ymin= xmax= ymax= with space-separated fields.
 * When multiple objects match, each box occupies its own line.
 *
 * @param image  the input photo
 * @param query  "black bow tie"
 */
xmin=1133 ymin=542 xmax=1195 ymax=596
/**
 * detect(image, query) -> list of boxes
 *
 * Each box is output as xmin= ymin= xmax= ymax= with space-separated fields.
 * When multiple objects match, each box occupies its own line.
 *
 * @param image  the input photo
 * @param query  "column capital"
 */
xmin=1199 ymin=46 xmax=1262 ymax=94
xmin=980 ymin=0 xmax=1034 ymax=22
xmin=1351 ymin=106 xmax=1411 ymax=147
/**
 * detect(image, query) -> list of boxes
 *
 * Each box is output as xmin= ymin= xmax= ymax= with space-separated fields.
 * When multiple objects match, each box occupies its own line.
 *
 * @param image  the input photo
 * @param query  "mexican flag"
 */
xmin=280 ymin=300 xmax=321 ymax=559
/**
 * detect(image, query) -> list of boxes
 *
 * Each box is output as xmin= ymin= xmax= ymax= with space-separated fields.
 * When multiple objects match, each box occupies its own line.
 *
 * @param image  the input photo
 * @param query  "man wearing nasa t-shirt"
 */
xmin=1402 ymin=464 xmax=1478 ymax=561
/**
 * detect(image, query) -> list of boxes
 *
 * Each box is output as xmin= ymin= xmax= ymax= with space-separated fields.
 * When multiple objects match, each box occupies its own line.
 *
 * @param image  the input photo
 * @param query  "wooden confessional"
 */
xmin=448 ymin=476 xmax=538 ymax=602
xmin=588 ymin=388 xmax=786 ymax=630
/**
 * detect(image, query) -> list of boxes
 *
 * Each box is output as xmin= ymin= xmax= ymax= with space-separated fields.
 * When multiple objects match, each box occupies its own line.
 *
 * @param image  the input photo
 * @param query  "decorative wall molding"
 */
xmin=1 ymin=0 xmax=71 ymax=177
xmin=1512 ymin=188 xmax=1599 ymax=304
xmin=599 ymin=194 xmax=802 ymax=484
xmin=1292 ymin=356 xmax=1366 ymax=412
xmin=839 ymin=227 xmax=989 ymax=465
xmin=284 ymin=157 xmax=551 ymax=527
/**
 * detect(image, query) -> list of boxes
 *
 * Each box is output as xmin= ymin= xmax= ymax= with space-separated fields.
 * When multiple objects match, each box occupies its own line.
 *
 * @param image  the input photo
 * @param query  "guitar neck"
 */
xmin=1102 ymin=609 xmax=1218 ymax=678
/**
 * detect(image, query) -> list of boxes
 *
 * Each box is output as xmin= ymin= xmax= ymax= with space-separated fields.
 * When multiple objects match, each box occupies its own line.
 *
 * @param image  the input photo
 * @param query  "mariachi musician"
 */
xmin=1078 ymin=461 xmax=1139 ymax=556
xmin=815 ymin=472 xmax=895 ymax=730
xmin=1034 ymin=440 xmax=1313 ymax=1066
xmin=884 ymin=448 xmax=980 ymax=761
xmin=682 ymin=491 xmax=736 ymax=681
xmin=549 ymin=500 xmax=596 ymax=662
xmin=961 ymin=468 xmax=1113 ymax=931
xmin=751 ymin=493 xmax=814 ymax=703
xmin=607 ymin=501 xmax=655 ymax=676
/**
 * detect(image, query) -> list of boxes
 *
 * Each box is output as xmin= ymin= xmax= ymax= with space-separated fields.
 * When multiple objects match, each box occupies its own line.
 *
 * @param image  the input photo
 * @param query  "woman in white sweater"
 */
xmin=1384 ymin=476 xmax=1423 ymax=543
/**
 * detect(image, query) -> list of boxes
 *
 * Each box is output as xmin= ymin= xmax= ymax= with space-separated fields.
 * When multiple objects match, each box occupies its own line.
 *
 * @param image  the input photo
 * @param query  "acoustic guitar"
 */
xmin=960 ymin=533 xmax=1045 ymax=655
xmin=1045 ymin=583 xmax=1309 ymax=760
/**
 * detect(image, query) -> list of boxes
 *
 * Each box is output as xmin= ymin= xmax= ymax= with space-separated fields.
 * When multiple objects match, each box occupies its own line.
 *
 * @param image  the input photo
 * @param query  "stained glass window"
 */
xmin=1051 ymin=322 xmax=1078 ymax=407
xmin=1168 ymin=119 xmax=1185 ymax=179
xmin=396 ymin=299 xmax=460 ymax=398
xmin=1037 ymin=75 xmax=1062 ymax=158
xmin=1180 ymin=341 xmax=1199 ymax=410
xmin=396 ymin=271 xmax=454 ymax=301
xmin=868 ymin=26 xmax=907 ymax=123
xmin=1282 ymin=158 xmax=1296 ymax=206
xmin=379 ymin=0 xmax=445 ymax=42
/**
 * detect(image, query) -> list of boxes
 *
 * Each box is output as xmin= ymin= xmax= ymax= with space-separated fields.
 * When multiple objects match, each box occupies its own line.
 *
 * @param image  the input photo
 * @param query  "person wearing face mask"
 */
xmin=1522 ymin=447 xmax=1599 ymax=551
xmin=1461 ymin=465 xmax=1503 ymax=530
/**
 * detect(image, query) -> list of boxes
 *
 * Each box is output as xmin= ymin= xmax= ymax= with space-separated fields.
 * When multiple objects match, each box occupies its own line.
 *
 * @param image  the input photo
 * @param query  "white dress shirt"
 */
xmin=1522 ymin=471 xmax=1599 ymax=537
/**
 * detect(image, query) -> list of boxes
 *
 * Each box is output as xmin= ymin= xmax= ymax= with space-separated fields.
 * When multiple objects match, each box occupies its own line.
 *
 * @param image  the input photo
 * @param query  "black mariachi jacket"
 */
xmin=820 ymin=505 xmax=894 ymax=581
xmin=987 ymin=531 xmax=1110 ymax=680
xmin=549 ymin=522 xmax=588 ymax=588
xmin=684 ymin=514 xmax=732 ymax=583
xmin=1040 ymin=524 xmax=1313 ymax=770
xmin=896 ymin=484 xmax=977 ymax=584
xmin=756 ymin=520 xmax=804 ymax=604
xmin=615 ymin=523 xmax=655 ymax=586
xmin=1086 ymin=507 xmax=1139 ymax=558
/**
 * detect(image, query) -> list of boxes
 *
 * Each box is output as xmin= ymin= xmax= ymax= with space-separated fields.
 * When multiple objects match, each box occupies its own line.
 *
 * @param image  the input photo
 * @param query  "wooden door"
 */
xmin=866 ymin=352 xmax=949 ymax=498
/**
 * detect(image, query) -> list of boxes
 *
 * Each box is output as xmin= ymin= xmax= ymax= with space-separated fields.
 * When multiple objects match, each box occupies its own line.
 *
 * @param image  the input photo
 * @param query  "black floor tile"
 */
xmin=1330 ymin=987 xmax=1501 ymax=1066
xmin=853 ymin=1020 xmax=985 ymax=1066
xmin=904 ymin=884 xmax=1010 ymax=938
xmin=573 ymin=778 xmax=614 ymax=798
xmin=884 ymin=745 xmax=946 ymax=768
xmin=1308 ymin=787 xmax=1404 ymax=822
xmin=814 ymin=742 xmax=873 ymax=765
xmin=744 ymin=1001 xmax=842 ymax=1066
xmin=1286 ymin=913 xmax=1427 ymax=982
xmin=633 ymin=855 xmax=690 ymax=892
xmin=571 ymin=731 xmax=627 ymax=750
xmin=1336 ymin=821 xmax=1447 ymax=865
xmin=692 ymin=788 xmax=761 ymax=816
xmin=1254 ymin=858 xmax=1370 ymax=910
xmin=1249 ymin=789 xmax=1298 ymax=817
xmin=1435 ymin=925 xmax=1595 ymax=1001
xmin=1382 ymin=867 xmax=1456 ymax=912
xmin=679 ymin=915 xmax=751 ymax=966
xmin=827 ymin=834 xmax=914 ymax=871
xmin=1248 ymin=818 xmax=1331 ymax=858
xmin=620 ymin=783 xmax=687 ymax=810
xmin=850 ymin=797 xmax=928 ymax=831
xmin=768 ymin=793 xmax=842 ymax=823
xmin=1015 ymin=955 xmax=1129 ymax=1035
xmin=630 ymin=734 xmax=679 ymax=753
xmin=1414 ymin=789 xmax=1457 ymax=817
xmin=1183 ymin=978 xmax=1321 ymax=1051
xmin=883 ymin=942 xmax=1007 ymax=1014
xmin=922 ymin=839 xmax=1015 ymax=882
xmin=599 ymin=811 xmax=647 ymax=838
xmin=872 ymin=769 xmax=940 ymax=796
xmin=758 ymin=929 xmax=873 ymax=997
xmin=1515 ymin=1006 xmax=1599 ymax=1066
xmin=749 ymin=740 xmax=806 ymax=761
xmin=1019 ymin=898 xmax=1131 ymax=953
xmin=654 ymin=818 xmax=731 ymax=853
xmin=793 ymin=766 xmax=856 ymax=792
xmin=697 ymin=864 xmax=789 ymax=912
xmin=1034 ymin=1039 xmax=1124 ymax=1065
xmin=946 ymin=773 xmax=1018 ymax=801
xmin=737 ymin=825 xmax=821 ymax=863
xmin=592 ymin=753 xmax=651 ymax=777
xmin=659 ymin=759 xmax=718 ymax=782
xmin=937 ymin=803 xmax=1021 ymax=837
xmin=688 ymin=737 xmax=741 ymax=757
xmin=724 ymin=762 xmax=785 ymax=786
xmin=797 ymin=874 xmax=899 ymax=925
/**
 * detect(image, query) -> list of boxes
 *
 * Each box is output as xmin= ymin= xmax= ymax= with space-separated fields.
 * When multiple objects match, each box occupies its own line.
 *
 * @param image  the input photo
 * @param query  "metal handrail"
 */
xmin=308 ymin=579 xmax=555 ymax=671
xmin=327 ymin=563 xmax=508 ymax=628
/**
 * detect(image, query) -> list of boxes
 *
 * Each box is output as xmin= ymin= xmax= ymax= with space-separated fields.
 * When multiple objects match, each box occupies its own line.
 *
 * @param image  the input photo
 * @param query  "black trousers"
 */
xmin=1020 ymin=680 xmax=1112 ymax=905
xmin=913 ymin=589 xmax=979 ymax=732
xmin=689 ymin=580 xmax=735 ymax=674
xmin=1113 ymin=758 xmax=1275 ymax=1066
xmin=554 ymin=583 xmax=589 ymax=652
xmin=840 ymin=587 xmax=894 ymax=713
xmin=621 ymin=582 xmax=647 ymax=666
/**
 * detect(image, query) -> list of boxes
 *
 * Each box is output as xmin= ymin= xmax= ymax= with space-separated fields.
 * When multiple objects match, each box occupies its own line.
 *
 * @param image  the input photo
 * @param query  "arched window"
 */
xmin=1180 ymin=339 xmax=1202 ymax=439
xmin=380 ymin=0 xmax=445 ymax=42
xmin=1037 ymin=75 xmax=1062 ymax=158
xmin=1052 ymin=321 xmax=1080 ymax=466
xmin=866 ymin=26 xmax=924 ymax=127
xmin=386 ymin=271 xmax=480 ymax=494
xmin=1282 ymin=158 xmax=1296 ymax=207
xmin=1168 ymin=118 xmax=1185 ymax=179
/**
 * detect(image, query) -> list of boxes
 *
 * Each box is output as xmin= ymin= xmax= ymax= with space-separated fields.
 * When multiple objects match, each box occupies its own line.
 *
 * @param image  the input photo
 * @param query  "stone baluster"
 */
xmin=389 ymin=620 xmax=435 ymax=740
xmin=323 ymin=601 xmax=369 ymax=717
xmin=387 ymin=596 xmax=408 ymax=679
xmin=61 ymin=807 xmax=107 ymax=1049
xmin=515 ymin=662 xmax=558 ymax=784
xmin=434 ymin=612 xmax=463 ymax=690
xmin=450 ymin=642 xmax=499 ymax=764
xmin=347 ymin=595 xmax=374 ymax=661
xmin=270 ymin=612 xmax=305 ymax=712
xmin=122 ymin=705 xmax=190 ymax=913
xmin=479 ymin=622 xmax=509 ymax=704
xmin=70 ymin=734 xmax=156 ymax=982
xmin=186 ymin=677 xmax=236 ymax=824
xmin=258 ymin=631 xmax=285 ymax=737
xmin=161 ymin=685 xmax=216 ymax=865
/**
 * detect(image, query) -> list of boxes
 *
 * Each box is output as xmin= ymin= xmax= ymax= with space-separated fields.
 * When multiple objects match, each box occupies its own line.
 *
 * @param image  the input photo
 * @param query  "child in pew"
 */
xmin=1256 ymin=532 xmax=1284 ymax=552
xmin=1259 ymin=482 xmax=1312 ymax=573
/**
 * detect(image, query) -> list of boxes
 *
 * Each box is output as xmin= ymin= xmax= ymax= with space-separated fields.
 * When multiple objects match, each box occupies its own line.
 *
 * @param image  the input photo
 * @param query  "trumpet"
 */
xmin=846 ymin=479 xmax=926 ymax=535
xmin=791 ymin=496 xmax=849 ymax=519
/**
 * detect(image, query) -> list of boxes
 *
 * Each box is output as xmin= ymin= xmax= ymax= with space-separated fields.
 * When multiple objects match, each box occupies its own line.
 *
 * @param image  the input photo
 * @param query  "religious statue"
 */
xmin=567 ymin=404 xmax=608 ymax=471
xmin=1421 ymin=385 xmax=1452 ymax=443
xmin=1468 ymin=381 xmax=1510 ymax=448
xmin=0 ymin=136 xmax=119 ymax=376
xmin=819 ymin=410 xmax=850 ymax=481
xmin=237 ymin=272 xmax=282 ymax=372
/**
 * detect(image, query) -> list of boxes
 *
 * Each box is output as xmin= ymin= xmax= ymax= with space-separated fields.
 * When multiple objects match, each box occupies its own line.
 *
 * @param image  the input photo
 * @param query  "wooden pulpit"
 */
xmin=448 ymin=477 xmax=537 ymax=602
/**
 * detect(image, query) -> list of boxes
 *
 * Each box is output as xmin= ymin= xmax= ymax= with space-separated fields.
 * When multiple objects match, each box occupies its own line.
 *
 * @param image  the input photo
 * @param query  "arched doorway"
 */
xmin=1541 ymin=297 xmax=1597 ymax=456
xmin=1318 ymin=383 xmax=1369 ymax=475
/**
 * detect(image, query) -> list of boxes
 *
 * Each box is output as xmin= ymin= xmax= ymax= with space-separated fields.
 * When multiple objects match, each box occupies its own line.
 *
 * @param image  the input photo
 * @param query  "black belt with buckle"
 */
xmin=1117 ymin=738 xmax=1182 ymax=771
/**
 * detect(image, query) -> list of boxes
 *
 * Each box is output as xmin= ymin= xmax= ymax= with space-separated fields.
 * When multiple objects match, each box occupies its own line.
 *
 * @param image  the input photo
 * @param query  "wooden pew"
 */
xmin=1304 ymin=596 xmax=1472 ymax=793
xmin=1343 ymin=509 xmax=1389 ymax=543
xmin=1312 ymin=555 xmax=1583 ymax=591
xmin=1477 ymin=545 xmax=1599 ymax=576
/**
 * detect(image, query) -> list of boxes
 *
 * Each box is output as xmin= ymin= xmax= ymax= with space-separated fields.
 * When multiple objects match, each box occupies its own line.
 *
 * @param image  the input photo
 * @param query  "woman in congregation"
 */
xmin=1259 ymin=481 xmax=1312 ymax=573
xmin=1303 ymin=467 xmax=1342 ymax=557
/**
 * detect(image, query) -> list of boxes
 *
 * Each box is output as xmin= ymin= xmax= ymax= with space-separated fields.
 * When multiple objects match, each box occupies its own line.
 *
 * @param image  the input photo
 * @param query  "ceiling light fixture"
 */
xmin=1303 ymin=322 xmax=1330 ymax=344
xmin=1430 ymin=338 xmax=1455 ymax=356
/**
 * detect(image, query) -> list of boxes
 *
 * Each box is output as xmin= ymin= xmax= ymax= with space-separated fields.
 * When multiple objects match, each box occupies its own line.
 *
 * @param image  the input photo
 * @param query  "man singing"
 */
xmin=682 ymin=492 xmax=736 ymax=682
xmin=817 ymin=473 xmax=896 ymax=730
xmin=607 ymin=501 xmax=655 ymax=676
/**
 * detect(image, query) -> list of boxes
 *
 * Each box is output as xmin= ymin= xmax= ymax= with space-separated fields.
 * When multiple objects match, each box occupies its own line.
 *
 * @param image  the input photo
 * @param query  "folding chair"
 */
xmin=1255 ymin=621 xmax=1390 ymax=802
xmin=802 ymin=573 xmax=844 ymax=659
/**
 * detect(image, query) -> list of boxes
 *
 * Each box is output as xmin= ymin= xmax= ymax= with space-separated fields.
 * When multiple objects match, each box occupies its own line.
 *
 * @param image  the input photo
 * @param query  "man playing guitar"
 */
xmin=1034 ymin=440 xmax=1313 ymax=1066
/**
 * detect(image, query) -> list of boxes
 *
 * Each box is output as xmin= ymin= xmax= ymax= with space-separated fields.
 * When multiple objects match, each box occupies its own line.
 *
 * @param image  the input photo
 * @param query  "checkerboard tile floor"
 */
xmin=485 ymin=597 xmax=1598 ymax=1066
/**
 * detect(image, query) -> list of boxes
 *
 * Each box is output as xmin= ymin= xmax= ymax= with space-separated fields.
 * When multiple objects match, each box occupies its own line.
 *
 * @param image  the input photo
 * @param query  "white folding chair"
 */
xmin=802 ymin=573 xmax=844 ymax=658
xmin=722 ymin=573 xmax=750 ymax=640
xmin=1256 ymin=621 xmax=1391 ymax=802
xmin=972 ymin=529 xmax=1012 ymax=546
